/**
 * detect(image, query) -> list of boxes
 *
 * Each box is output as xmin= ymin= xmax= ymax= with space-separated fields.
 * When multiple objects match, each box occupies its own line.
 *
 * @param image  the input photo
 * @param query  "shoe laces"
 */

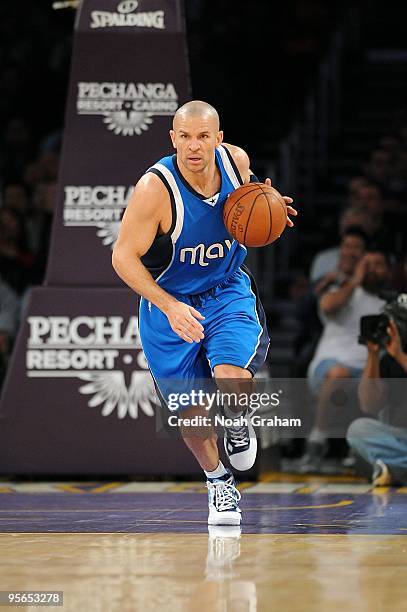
xmin=227 ymin=423 xmax=249 ymax=448
xmin=207 ymin=477 xmax=241 ymax=512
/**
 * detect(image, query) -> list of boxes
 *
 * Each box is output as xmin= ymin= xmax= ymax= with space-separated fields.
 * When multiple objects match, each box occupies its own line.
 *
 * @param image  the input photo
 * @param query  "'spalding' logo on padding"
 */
xmin=117 ymin=1 xmax=139 ymax=13
xmin=26 ymin=316 xmax=159 ymax=419
xmin=76 ymin=82 xmax=178 ymax=136
xmin=90 ymin=0 xmax=165 ymax=30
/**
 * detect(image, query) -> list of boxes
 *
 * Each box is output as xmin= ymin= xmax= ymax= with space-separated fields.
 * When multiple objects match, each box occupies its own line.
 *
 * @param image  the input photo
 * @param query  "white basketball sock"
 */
xmin=204 ymin=461 xmax=228 ymax=480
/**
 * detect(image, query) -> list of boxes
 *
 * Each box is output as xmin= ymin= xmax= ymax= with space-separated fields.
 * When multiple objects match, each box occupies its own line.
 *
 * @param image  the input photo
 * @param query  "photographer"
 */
xmin=347 ymin=296 xmax=407 ymax=485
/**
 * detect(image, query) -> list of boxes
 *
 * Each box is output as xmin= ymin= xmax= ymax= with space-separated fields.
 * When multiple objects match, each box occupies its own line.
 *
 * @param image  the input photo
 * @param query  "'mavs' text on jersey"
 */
xmin=179 ymin=239 xmax=233 ymax=267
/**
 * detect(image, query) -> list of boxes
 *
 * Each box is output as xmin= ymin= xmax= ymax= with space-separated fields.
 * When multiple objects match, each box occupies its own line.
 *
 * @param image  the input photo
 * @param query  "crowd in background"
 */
xmin=295 ymin=119 xmax=407 ymax=367
xmin=283 ymin=115 xmax=407 ymax=478
xmin=0 ymin=3 xmax=73 ymax=382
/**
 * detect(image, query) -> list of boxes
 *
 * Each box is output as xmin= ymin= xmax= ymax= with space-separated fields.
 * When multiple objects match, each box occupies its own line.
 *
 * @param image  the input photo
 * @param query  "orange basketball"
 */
xmin=223 ymin=183 xmax=287 ymax=247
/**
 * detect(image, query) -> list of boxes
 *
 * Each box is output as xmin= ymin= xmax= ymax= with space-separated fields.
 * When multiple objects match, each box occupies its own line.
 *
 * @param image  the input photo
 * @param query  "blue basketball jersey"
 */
xmin=141 ymin=145 xmax=247 ymax=295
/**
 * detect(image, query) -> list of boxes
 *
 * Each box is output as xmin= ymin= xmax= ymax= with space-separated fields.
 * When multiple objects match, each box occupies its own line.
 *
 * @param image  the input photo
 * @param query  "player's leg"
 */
xmin=180 ymin=402 xmax=242 ymax=526
xmin=205 ymin=267 xmax=270 ymax=471
xmin=139 ymin=297 xmax=217 ymax=464
xmin=179 ymin=405 xmax=219 ymax=470
xmin=139 ymin=297 xmax=240 ymax=525
xmin=213 ymin=364 xmax=258 ymax=471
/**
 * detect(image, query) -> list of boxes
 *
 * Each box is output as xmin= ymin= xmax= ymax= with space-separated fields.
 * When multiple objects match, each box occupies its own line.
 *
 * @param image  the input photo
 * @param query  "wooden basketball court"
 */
xmin=1 ymin=476 xmax=406 ymax=611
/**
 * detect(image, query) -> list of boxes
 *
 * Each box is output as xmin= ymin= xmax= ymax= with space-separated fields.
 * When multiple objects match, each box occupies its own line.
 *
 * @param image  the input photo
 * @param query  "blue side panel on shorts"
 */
xmin=240 ymin=265 xmax=270 ymax=375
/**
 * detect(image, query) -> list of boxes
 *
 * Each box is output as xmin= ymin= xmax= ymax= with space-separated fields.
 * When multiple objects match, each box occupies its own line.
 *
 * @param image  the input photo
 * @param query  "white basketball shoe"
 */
xmin=206 ymin=471 xmax=242 ymax=526
xmin=223 ymin=409 xmax=257 ymax=471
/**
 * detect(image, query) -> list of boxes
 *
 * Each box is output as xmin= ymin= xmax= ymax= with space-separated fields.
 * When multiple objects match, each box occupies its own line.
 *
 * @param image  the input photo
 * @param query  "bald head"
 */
xmin=173 ymin=100 xmax=220 ymax=130
xmin=170 ymin=101 xmax=223 ymax=172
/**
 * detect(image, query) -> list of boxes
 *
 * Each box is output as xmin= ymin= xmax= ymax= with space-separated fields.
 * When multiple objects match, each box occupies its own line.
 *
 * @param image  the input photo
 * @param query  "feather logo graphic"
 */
xmin=96 ymin=221 xmax=121 ymax=248
xmin=78 ymin=370 xmax=159 ymax=419
xmin=103 ymin=110 xmax=153 ymax=136
xmin=26 ymin=315 xmax=159 ymax=420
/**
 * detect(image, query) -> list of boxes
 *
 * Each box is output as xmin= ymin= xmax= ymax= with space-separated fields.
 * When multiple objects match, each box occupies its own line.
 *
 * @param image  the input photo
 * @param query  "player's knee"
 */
xmin=214 ymin=364 xmax=252 ymax=379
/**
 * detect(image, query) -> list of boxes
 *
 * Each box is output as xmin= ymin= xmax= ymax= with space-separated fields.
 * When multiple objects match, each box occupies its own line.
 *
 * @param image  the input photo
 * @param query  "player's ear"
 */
xmin=217 ymin=131 xmax=224 ymax=146
xmin=169 ymin=130 xmax=176 ymax=149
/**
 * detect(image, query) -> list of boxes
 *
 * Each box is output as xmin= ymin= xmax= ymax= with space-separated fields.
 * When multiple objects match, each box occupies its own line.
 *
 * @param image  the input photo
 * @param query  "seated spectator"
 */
xmin=379 ymin=135 xmax=402 ymax=156
xmin=392 ymin=253 xmax=407 ymax=293
xmin=310 ymin=207 xmax=376 ymax=282
xmin=27 ymin=180 xmax=56 ymax=284
xmin=300 ymin=242 xmax=392 ymax=472
xmin=364 ymin=149 xmax=392 ymax=191
xmin=0 ymin=207 xmax=34 ymax=294
xmin=347 ymin=312 xmax=407 ymax=486
xmin=2 ymin=182 xmax=30 ymax=215
xmin=0 ymin=274 xmax=19 ymax=386
xmin=0 ymin=117 xmax=33 ymax=182
xmin=347 ymin=176 xmax=370 ymax=208
xmin=388 ymin=147 xmax=407 ymax=199
xmin=356 ymin=184 xmax=383 ymax=217
xmin=297 ymin=226 xmax=370 ymax=376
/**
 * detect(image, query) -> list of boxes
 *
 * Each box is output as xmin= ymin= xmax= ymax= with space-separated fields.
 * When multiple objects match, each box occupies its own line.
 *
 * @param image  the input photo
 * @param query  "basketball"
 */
xmin=223 ymin=183 xmax=288 ymax=247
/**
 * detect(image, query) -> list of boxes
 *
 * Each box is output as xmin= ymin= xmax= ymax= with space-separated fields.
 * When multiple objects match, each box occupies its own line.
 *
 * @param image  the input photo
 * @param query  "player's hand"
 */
xmin=264 ymin=178 xmax=297 ymax=227
xmin=165 ymin=301 xmax=205 ymax=343
xmin=284 ymin=199 xmax=297 ymax=227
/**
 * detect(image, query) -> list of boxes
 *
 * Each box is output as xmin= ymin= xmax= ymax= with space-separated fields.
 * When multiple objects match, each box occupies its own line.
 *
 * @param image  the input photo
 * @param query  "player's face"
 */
xmin=170 ymin=116 xmax=223 ymax=173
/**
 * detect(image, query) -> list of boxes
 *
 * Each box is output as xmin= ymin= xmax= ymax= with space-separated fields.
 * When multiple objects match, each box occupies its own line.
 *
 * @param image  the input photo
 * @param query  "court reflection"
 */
xmin=186 ymin=525 xmax=258 ymax=611
xmin=1 ymin=530 xmax=407 ymax=611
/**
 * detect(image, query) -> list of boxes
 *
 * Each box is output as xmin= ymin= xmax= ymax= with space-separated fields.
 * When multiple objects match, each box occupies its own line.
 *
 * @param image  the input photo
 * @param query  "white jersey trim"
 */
xmin=217 ymin=145 xmax=241 ymax=189
xmin=150 ymin=162 xmax=185 ymax=283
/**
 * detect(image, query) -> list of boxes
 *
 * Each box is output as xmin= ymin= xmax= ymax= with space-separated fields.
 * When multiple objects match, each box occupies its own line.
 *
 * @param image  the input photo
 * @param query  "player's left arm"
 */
xmin=223 ymin=143 xmax=297 ymax=227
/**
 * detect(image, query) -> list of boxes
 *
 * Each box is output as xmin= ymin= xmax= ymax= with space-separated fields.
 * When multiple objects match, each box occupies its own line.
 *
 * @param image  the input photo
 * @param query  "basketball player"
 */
xmin=112 ymin=101 xmax=297 ymax=525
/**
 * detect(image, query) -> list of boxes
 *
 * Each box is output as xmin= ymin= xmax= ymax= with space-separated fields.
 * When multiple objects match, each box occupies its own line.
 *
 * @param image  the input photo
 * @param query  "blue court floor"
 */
xmin=0 ymin=477 xmax=405 ymax=535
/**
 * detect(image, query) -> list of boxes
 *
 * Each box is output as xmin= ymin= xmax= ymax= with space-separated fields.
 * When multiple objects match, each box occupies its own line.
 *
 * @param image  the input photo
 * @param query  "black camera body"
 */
xmin=359 ymin=293 xmax=407 ymax=350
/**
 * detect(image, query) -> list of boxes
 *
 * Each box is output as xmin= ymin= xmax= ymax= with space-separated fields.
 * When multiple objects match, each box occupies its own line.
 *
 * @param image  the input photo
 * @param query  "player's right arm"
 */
xmin=112 ymin=174 xmax=204 ymax=343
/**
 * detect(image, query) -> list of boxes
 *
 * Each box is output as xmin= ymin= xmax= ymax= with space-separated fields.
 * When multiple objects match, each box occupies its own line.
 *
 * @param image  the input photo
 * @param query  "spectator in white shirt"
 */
xmin=300 ymin=235 xmax=391 ymax=472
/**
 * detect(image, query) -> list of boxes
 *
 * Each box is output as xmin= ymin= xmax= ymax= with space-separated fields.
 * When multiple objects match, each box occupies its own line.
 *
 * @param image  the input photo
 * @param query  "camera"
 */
xmin=359 ymin=293 xmax=407 ymax=350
